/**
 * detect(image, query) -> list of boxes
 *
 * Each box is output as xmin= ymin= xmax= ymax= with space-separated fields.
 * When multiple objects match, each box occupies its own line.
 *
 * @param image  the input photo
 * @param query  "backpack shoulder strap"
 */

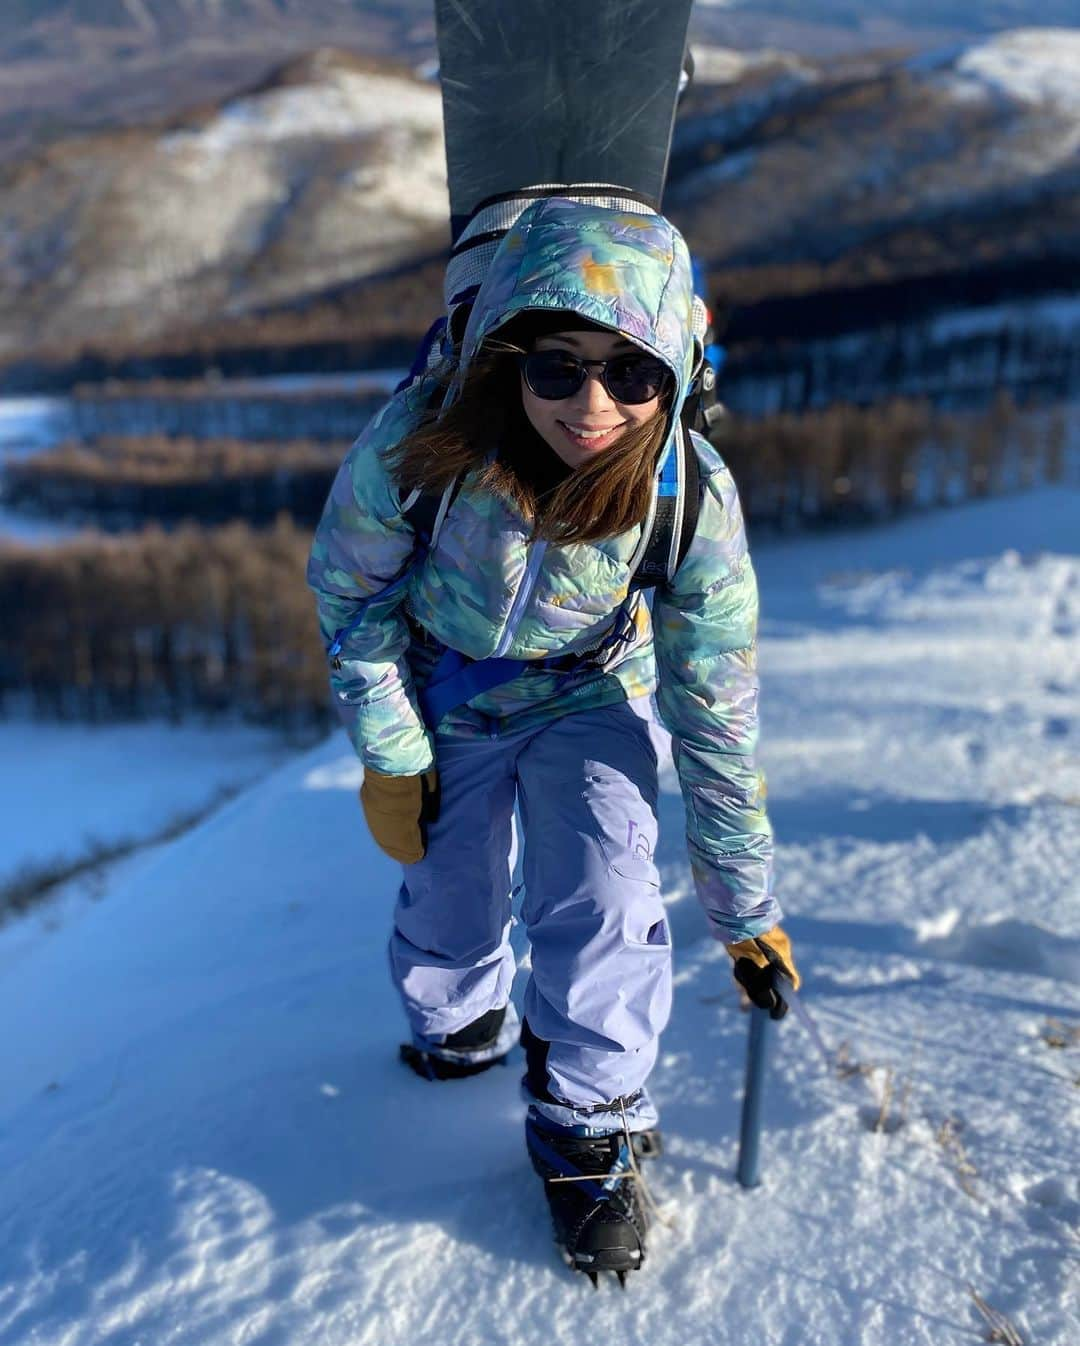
xmin=629 ymin=427 xmax=701 ymax=591
xmin=674 ymin=429 xmax=701 ymax=576
xmin=395 ymin=367 xmax=464 ymax=548
xmin=400 ymin=476 xmax=461 ymax=548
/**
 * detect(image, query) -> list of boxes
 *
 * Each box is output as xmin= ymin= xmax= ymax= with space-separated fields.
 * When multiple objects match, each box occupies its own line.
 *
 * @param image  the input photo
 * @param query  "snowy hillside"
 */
xmin=0 ymin=721 xmax=299 ymax=899
xmin=161 ymin=50 xmax=447 ymax=223
xmin=0 ymin=50 xmax=448 ymax=358
xmin=673 ymin=26 xmax=1080 ymax=214
xmin=6 ymin=28 xmax=1080 ymax=374
xmin=953 ymin=28 xmax=1080 ymax=115
xmin=2 ymin=486 xmax=1077 ymax=1345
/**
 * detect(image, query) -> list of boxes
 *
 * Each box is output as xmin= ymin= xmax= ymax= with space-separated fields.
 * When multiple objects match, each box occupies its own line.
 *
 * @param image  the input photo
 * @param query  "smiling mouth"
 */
xmin=557 ymin=421 xmax=626 ymax=449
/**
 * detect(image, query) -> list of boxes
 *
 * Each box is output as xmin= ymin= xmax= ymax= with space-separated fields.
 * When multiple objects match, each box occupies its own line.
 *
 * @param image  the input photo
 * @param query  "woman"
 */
xmin=307 ymin=197 xmax=799 ymax=1279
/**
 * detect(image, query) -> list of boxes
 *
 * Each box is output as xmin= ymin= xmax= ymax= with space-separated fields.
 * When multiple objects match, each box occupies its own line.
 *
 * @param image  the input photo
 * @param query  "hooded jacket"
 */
xmin=307 ymin=199 xmax=778 ymax=941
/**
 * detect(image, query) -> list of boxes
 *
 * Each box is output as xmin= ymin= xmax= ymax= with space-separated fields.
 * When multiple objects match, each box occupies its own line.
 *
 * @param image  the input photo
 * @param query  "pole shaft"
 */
xmin=737 ymin=1006 xmax=773 ymax=1188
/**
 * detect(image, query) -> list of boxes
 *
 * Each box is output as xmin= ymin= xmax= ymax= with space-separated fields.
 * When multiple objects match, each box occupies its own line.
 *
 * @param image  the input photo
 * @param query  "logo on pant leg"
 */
xmin=626 ymin=819 xmax=655 ymax=862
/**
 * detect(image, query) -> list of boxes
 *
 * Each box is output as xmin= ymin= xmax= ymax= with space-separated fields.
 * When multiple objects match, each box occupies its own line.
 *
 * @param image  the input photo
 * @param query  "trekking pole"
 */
xmin=736 ymin=964 xmax=834 ymax=1188
xmin=736 ymin=1001 xmax=774 ymax=1189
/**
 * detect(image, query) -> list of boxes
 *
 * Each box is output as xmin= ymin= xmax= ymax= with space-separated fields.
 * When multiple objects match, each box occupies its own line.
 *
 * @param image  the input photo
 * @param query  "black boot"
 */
xmin=400 ymin=1005 xmax=518 ymax=1080
xmin=526 ymin=1112 xmax=662 ymax=1285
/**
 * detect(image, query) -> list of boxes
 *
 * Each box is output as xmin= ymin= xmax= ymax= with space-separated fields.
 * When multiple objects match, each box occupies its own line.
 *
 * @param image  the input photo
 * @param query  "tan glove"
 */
xmin=726 ymin=926 xmax=801 ymax=1020
xmin=359 ymin=768 xmax=440 ymax=865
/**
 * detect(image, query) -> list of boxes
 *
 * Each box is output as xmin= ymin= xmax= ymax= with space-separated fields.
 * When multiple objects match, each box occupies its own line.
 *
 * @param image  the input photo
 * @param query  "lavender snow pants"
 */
xmin=388 ymin=698 xmax=671 ymax=1131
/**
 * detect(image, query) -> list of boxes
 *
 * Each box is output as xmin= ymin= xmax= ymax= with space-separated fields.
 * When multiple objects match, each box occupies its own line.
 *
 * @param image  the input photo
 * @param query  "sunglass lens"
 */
xmin=523 ymin=351 xmax=584 ymax=400
xmin=605 ymin=355 xmax=670 ymax=404
xmin=522 ymin=350 xmax=671 ymax=403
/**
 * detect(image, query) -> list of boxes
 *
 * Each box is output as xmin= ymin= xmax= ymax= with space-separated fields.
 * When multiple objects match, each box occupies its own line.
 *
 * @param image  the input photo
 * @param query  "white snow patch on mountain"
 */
xmin=954 ymin=28 xmax=1080 ymax=114
xmin=689 ymin=44 xmax=810 ymax=85
xmin=46 ymin=59 xmax=452 ymax=324
xmin=161 ymin=66 xmax=449 ymax=223
xmin=166 ymin=68 xmax=443 ymax=154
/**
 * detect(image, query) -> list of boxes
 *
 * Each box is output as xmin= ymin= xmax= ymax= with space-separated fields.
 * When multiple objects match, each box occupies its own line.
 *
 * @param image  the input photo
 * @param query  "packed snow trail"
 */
xmin=1 ymin=488 xmax=1077 ymax=1345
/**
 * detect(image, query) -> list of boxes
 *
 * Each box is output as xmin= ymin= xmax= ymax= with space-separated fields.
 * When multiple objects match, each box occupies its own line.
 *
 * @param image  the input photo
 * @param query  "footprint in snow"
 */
xmin=1022 ymin=1177 xmax=1080 ymax=1237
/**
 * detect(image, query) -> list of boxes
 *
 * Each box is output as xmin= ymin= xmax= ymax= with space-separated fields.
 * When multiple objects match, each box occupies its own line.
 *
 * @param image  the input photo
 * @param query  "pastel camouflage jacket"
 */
xmin=307 ymin=199 xmax=779 ymax=941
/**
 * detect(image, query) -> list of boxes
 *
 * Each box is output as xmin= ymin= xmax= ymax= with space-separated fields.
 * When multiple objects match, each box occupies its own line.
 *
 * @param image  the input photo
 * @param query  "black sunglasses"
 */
xmin=518 ymin=349 xmax=672 ymax=405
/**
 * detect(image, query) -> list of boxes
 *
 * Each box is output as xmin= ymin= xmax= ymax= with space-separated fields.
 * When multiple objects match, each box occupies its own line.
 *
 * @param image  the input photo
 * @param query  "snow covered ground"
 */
xmin=0 ymin=399 xmax=77 ymax=468
xmin=0 ymin=487 xmax=1077 ymax=1345
xmin=0 ymin=508 xmax=82 ymax=544
xmin=0 ymin=721 xmax=300 ymax=909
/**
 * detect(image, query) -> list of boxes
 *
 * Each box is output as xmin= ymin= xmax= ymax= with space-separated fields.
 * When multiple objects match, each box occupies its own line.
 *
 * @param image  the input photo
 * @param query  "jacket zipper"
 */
xmin=329 ymin=611 xmax=366 ymax=670
xmin=491 ymin=541 xmax=547 ymax=659
xmin=327 ymin=565 xmax=418 ymax=669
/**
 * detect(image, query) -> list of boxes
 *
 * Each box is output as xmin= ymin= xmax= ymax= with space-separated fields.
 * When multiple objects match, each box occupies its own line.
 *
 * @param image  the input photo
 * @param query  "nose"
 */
xmin=571 ymin=368 xmax=617 ymax=414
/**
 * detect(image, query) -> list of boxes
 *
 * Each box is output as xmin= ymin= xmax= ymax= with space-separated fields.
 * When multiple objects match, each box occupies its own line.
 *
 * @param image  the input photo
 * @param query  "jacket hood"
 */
xmin=457 ymin=198 xmax=697 ymax=443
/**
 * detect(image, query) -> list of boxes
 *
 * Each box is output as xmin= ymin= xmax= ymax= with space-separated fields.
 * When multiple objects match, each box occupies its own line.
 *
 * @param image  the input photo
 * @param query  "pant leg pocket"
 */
xmin=644 ymin=916 xmax=670 ymax=946
xmin=609 ymin=862 xmax=670 ymax=948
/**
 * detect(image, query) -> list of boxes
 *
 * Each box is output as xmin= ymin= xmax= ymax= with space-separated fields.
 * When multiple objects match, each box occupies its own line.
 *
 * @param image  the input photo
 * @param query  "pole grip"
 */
xmin=736 ymin=1004 xmax=773 ymax=1189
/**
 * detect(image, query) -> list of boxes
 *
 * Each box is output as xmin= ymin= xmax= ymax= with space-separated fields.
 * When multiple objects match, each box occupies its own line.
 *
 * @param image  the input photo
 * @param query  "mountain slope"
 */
xmin=2 ymin=487 xmax=1077 ymax=1345
xmin=0 ymin=49 xmax=448 ymax=361
xmin=3 ymin=1 xmax=1076 ymax=65
xmin=0 ymin=1 xmax=430 ymax=62
xmin=673 ymin=29 xmax=1080 ymax=297
xmin=3 ymin=30 xmax=1079 ymax=372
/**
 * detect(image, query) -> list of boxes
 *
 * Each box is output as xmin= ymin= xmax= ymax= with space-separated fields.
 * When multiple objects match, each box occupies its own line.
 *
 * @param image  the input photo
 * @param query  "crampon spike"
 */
xmin=616 ymin=1269 xmax=629 ymax=1289
xmin=586 ymin=1271 xmax=599 ymax=1290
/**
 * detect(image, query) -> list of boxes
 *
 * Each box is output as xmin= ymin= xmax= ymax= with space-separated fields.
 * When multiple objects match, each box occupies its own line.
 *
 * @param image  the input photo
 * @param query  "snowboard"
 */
xmin=434 ymin=0 xmax=694 ymax=243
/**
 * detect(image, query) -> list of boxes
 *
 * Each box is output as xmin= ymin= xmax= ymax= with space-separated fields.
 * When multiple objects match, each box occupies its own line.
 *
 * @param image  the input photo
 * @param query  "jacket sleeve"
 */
xmin=306 ymin=396 xmax=434 ymax=775
xmin=652 ymin=435 xmax=780 ymax=942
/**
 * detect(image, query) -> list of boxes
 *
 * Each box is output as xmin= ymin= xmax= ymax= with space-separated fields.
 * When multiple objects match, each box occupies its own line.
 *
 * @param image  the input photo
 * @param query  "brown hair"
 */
xmin=382 ymin=345 xmax=672 ymax=545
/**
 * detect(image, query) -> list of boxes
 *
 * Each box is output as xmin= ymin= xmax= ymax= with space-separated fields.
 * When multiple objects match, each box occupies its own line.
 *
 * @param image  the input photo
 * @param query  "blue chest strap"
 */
xmin=417 ymin=647 xmax=529 ymax=726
